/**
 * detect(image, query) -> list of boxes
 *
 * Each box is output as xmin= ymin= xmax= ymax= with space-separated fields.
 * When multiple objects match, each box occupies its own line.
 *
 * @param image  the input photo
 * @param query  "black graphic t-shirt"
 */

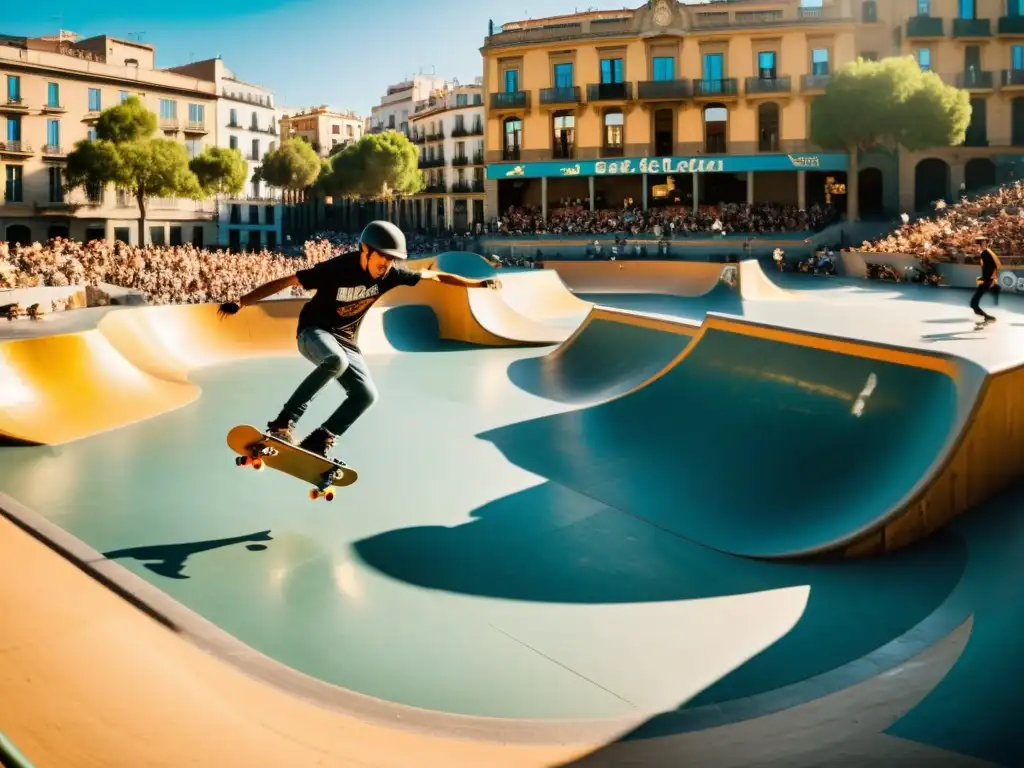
xmin=295 ymin=251 xmax=422 ymax=347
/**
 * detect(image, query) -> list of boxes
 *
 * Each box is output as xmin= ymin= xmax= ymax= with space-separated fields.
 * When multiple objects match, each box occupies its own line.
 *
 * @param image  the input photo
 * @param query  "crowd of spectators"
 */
xmin=489 ymin=201 xmax=839 ymax=237
xmin=860 ymin=182 xmax=1024 ymax=264
xmin=0 ymin=230 xmax=470 ymax=306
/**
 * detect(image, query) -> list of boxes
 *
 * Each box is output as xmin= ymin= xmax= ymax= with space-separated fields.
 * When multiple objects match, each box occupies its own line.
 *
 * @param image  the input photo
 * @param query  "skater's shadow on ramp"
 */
xmin=103 ymin=530 xmax=273 ymax=579
xmin=919 ymin=331 xmax=985 ymax=343
xmin=353 ymin=481 xmax=966 ymax=720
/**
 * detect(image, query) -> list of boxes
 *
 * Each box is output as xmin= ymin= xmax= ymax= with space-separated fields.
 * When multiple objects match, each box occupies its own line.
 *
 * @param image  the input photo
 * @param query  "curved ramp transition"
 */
xmin=488 ymin=311 xmax=1024 ymax=559
xmin=0 ymin=276 xmax=577 ymax=446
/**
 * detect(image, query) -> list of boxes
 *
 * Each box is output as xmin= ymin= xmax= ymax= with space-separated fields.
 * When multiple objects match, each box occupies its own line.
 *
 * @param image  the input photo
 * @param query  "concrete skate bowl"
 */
xmin=0 ymin=278 xmax=571 ymax=447
xmin=491 ymin=312 xmax=1024 ymax=559
xmin=507 ymin=306 xmax=700 ymax=404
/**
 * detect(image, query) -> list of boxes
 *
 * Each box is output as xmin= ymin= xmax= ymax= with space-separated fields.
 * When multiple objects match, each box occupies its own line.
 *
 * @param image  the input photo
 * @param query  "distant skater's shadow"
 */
xmin=103 ymin=530 xmax=273 ymax=579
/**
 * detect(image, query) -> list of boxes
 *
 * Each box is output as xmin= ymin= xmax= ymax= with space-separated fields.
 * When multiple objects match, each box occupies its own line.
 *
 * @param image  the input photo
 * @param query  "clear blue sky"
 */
xmin=4 ymin=0 xmax=665 ymax=116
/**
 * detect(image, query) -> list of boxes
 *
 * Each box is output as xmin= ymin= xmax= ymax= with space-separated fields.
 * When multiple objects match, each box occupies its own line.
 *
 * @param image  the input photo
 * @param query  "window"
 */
xmin=188 ymin=103 xmax=204 ymax=125
xmin=88 ymin=88 xmax=101 ymax=111
xmin=47 ymin=82 xmax=60 ymax=107
xmin=186 ymin=138 xmax=201 ymax=159
xmin=456 ymin=93 xmax=468 ymax=106
xmin=6 ymin=116 xmax=20 ymax=142
xmin=758 ymin=102 xmax=780 ymax=151
xmin=229 ymin=135 xmax=238 ymax=150
xmin=47 ymin=119 xmax=60 ymax=149
xmin=229 ymin=108 xmax=237 ymax=125
xmin=119 ymin=90 xmax=129 ymax=102
xmin=958 ymin=0 xmax=975 ymax=18
xmin=169 ymin=227 xmax=183 ymax=246
xmin=553 ymin=62 xmax=574 ymax=88
xmin=249 ymin=205 xmax=260 ymax=224
xmin=861 ymin=51 xmax=879 ymax=61
xmin=652 ymin=57 xmax=675 ymax=81
xmin=87 ymin=127 xmax=97 ymax=142
xmin=1014 ymin=45 xmax=1024 ymax=70
xmin=916 ymin=48 xmax=931 ymax=70
xmin=758 ymin=51 xmax=777 ymax=78
xmin=1011 ymin=0 xmax=1024 ymax=17
xmin=48 ymin=166 xmax=63 ymax=203
xmin=603 ymin=109 xmax=624 ymax=156
xmin=114 ymin=228 xmax=131 ymax=244
xmin=160 ymin=99 xmax=176 ymax=120
xmin=266 ymin=231 xmax=277 ymax=250
xmin=5 ymin=166 xmax=22 ymax=203
xmin=553 ymin=112 xmax=575 ymax=159
xmin=251 ymin=138 xmax=259 ymax=160
xmin=917 ymin=0 xmax=930 ymax=14
xmin=703 ymin=52 xmax=724 ymax=83
xmin=811 ymin=48 xmax=830 ymax=75
xmin=504 ymin=69 xmax=519 ymax=93
xmin=6 ymin=75 xmax=20 ymax=102
xmin=265 ymin=206 xmax=274 ymax=224
xmin=600 ymin=58 xmax=624 ymax=84
xmin=862 ymin=0 xmax=877 ymax=22
xmin=503 ymin=117 xmax=522 ymax=161
xmin=251 ymin=112 xmax=258 ymax=129
xmin=704 ymin=104 xmax=728 ymax=153
xmin=473 ymin=93 xmax=482 ymax=105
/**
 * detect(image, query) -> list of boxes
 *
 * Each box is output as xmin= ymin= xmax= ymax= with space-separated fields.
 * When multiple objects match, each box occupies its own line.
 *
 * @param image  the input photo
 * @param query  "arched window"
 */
xmin=603 ymin=109 xmax=624 ymax=157
xmin=552 ymin=111 xmax=576 ymax=159
xmin=757 ymin=102 xmax=780 ymax=152
xmin=503 ymin=117 xmax=522 ymax=161
xmin=703 ymin=103 xmax=727 ymax=153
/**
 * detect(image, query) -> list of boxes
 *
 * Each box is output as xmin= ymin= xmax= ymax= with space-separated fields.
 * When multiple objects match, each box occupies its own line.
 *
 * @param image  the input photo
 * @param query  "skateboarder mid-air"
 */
xmin=218 ymin=221 xmax=500 ymax=462
xmin=970 ymin=235 xmax=1002 ymax=327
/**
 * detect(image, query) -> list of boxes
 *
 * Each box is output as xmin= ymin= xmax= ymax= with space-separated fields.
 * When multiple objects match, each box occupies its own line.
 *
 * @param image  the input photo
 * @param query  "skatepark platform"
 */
xmin=1 ymin=256 xmax=1023 ymax=767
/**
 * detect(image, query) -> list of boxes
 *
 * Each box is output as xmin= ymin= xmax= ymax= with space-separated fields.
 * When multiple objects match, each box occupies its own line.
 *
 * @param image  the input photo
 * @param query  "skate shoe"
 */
xmin=266 ymin=417 xmax=297 ymax=444
xmin=298 ymin=428 xmax=345 ymax=465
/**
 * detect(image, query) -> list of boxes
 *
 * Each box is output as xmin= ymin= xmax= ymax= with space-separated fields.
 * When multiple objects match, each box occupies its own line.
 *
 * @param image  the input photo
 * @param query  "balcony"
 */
xmin=0 ymin=97 xmax=29 ymax=114
xmin=472 ymin=180 xmax=484 ymax=193
xmin=472 ymin=151 xmax=485 ymax=165
xmin=452 ymin=154 xmax=470 ymax=166
xmin=469 ymin=122 xmax=484 ymax=136
xmin=953 ymin=17 xmax=991 ymax=37
xmin=425 ymin=130 xmax=445 ymax=142
xmin=0 ymin=141 xmax=32 ymax=156
xmin=502 ymin=148 xmax=521 ymax=162
xmin=801 ymin=73 xmax=831 ymax=92
xmin=586 ymin=82 xmax=633 ymax=102
xmin=539 ymin=86 xmax=582 ymax=106
xmin=998 ymin=16 xmax=1024 ymax=35
xmin=745 ymin=76 xmax=793 ymax=97
xmin=42 ymin=145 xmax=66 ymax=157
xmin=636 ymin=80 xmax=691 ymax=102
xmin=1001 ymin=68 xmax=1024 ymax=88
xmin=41 ymin=102 xmax=66 ymax=114
xmin=411 ymin=132 xmax=425 ymax=144
xmin=692 ymin=78 xmax=739 ymax=99
xmin=419 ymin=156 xmax=445 ymax=169
xmin=906 ymin=15 xmax=945 ymax=38
xmin=451 ymin=126 xmax=470 ymax=137
xmin=159 ymin=118 xmax=180 ymax=131
xmin=82 ymin=110 xmax=101 ymax=123
xmin=490 ymin=91 xmax=529 ymax=112
xmin=424 ymin=183 xmax=448 ymax=194
xmin=956 ymin=69 xmax=994 ymax=90
xmin=183 ymin=121 xmax=207 ymax=133
xmin=451 ymin=181 xmax=472 ymax=194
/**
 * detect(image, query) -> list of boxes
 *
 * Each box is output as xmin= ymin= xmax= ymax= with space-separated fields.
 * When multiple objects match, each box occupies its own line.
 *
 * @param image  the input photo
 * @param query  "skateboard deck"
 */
xmin=227 ymin=424 xmax=358 ymax=501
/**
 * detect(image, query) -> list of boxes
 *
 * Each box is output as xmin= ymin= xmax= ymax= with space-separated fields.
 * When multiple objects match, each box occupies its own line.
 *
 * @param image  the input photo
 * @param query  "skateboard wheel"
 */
xmin=252 ymin=459 xmax=264 ymax=471
xmin=235 ymin=456 xmax=246 ymax=467
xmin=309 ymin=489 xmax=320 ymax=500
xmin=324 ymin=491 xmax=335 ymax=502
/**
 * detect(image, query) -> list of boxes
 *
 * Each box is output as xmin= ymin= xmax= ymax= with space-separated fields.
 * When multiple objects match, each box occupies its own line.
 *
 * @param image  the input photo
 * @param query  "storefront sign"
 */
xmin=488 ymin=152 xmax=848 ymax=180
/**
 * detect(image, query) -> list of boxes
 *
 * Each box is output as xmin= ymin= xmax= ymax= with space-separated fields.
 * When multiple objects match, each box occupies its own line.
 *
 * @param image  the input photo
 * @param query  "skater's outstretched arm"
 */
xmin=218 ymin=274 xmax=301 ymax=316
xmin=418 ymin=270 xmax=500 ymax=289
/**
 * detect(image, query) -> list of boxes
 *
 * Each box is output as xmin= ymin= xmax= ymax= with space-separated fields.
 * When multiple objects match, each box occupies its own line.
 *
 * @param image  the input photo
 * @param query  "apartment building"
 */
xmin=409 ymin=80 xmax=486 ymax=231
xmin=369 ymin=73 xmax=451 ymax=136
xmin=1 ymin=32 xmax=218 ymax=246
xmin=481 ymin=0 xmax=1024 ymax=220
xmin=279 ymin=105 xmax=364 ymax=156
xmin=166 ymin=57 xmax=282 ymax=250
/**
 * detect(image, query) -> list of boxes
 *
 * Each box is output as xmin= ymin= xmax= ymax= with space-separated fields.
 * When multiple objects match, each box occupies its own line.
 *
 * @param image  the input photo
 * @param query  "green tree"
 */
xmin=324 ymin=131 xmax=423 ymax=200
xmin=254 ymin=137 xmax=322 ymax=202
xmin=64 ymin=96 xmax=205 ymax=244
xmin=810 ymin=55 xmax=971 ymax=222
xmin=190 ymin=146 xmax=248 ymax=198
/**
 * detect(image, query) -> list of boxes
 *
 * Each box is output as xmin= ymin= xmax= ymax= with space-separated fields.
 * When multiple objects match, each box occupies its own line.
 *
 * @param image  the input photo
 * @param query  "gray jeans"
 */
xmin=279 ymin=327 xmax=379 ymax=436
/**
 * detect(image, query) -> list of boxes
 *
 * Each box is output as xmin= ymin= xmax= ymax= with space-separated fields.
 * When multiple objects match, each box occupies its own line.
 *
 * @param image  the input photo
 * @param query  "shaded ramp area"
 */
xmin=540 ymin=259 xmax=735 ymax=297
xmin=481 ymin=316 xmax=989 ymax=559
xmin=508 ymin=307 xmax=698 ymax=404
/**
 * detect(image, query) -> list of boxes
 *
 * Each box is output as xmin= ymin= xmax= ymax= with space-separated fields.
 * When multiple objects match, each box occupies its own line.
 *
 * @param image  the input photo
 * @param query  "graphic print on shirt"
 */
xmin=335 ymin=284 xmax=381 ymax=319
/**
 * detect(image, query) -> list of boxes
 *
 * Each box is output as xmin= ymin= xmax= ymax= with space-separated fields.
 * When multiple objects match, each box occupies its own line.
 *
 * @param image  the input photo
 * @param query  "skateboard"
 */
xmin=226 ymin=425 xmax=358 ymax=502
xmin=974 ymin=317 xmax=997 ymax=331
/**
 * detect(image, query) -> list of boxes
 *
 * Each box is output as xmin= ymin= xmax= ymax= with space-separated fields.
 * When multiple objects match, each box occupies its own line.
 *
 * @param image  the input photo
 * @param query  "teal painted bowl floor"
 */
xmin=0 ymin=347 xmax=975 ymax=722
